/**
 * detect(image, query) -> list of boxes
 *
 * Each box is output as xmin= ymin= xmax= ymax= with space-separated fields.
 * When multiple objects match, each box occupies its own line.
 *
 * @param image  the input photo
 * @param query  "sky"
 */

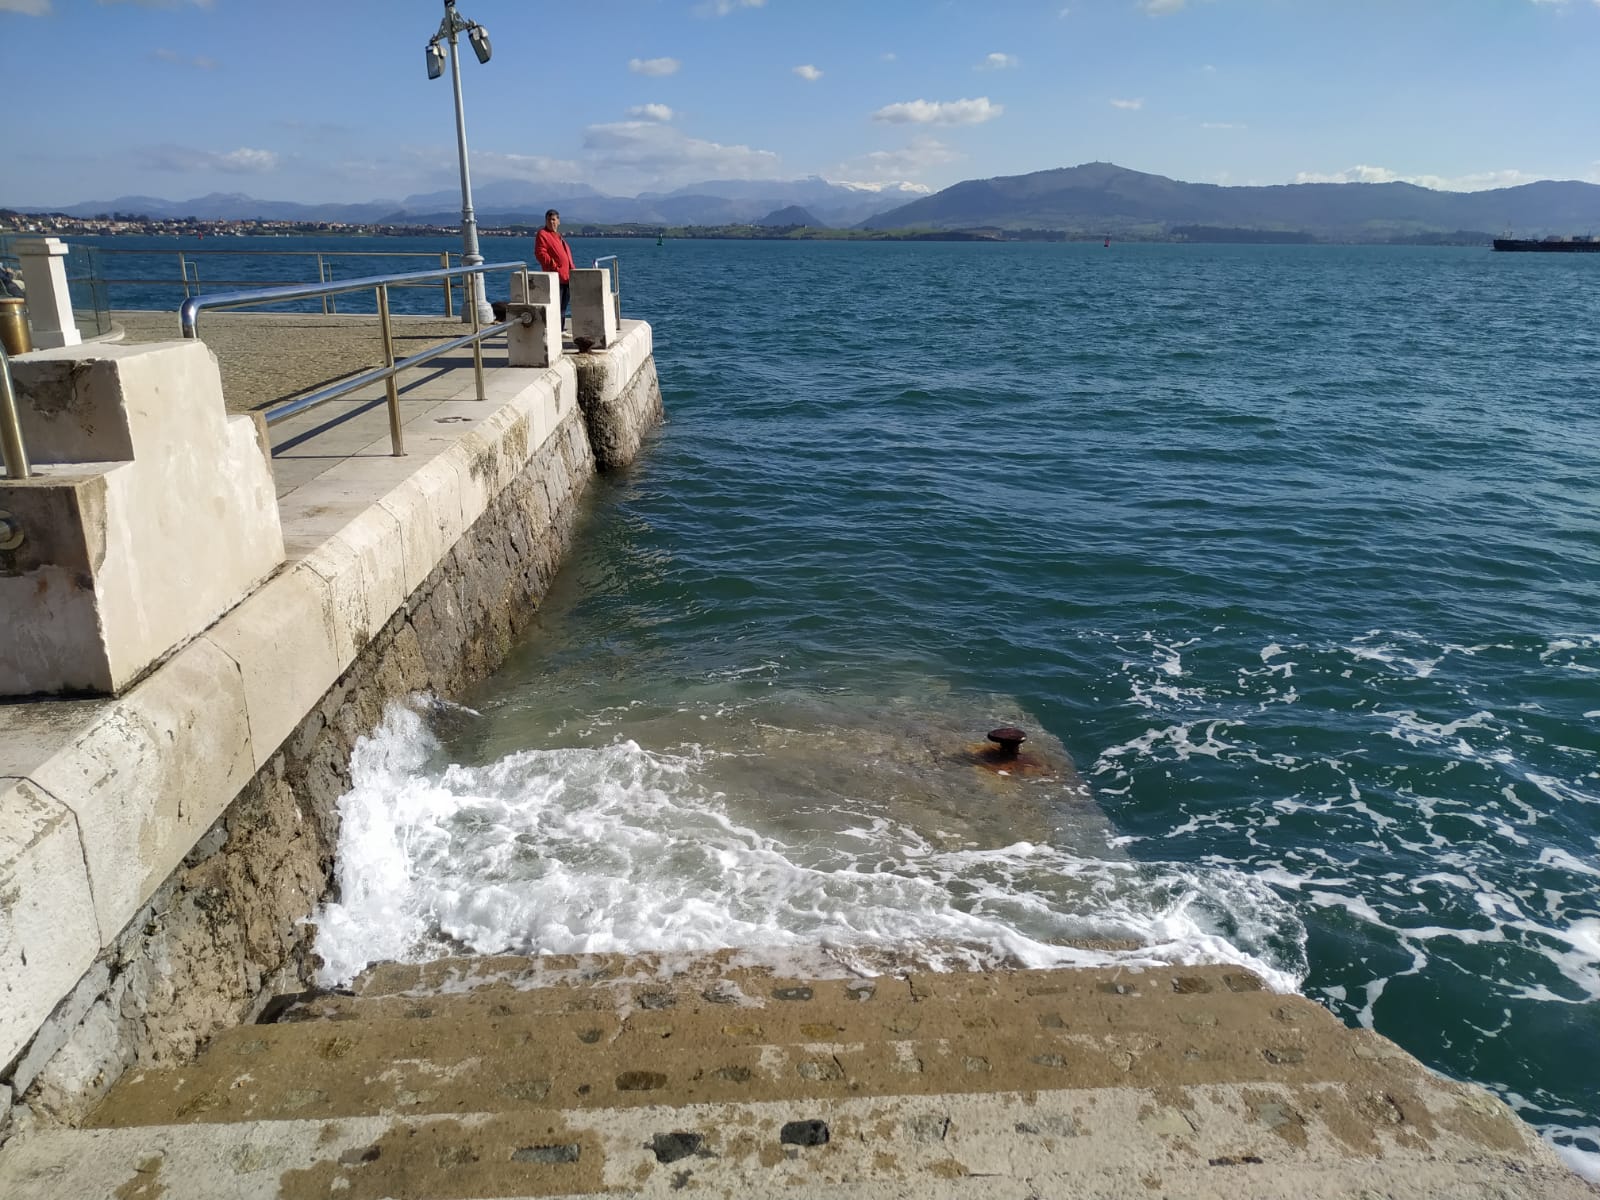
xmin=5 ymin=0 xmax=1600 ymax=207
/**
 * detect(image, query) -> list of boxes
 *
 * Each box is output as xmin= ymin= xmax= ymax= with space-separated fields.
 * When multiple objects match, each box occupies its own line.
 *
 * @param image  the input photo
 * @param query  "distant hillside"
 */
xmin=861 ymin=162 xmax=1600 ymax=240
xmin=27 ymin=176 xmax=920 ymax=231
xmin=756 ymin=205 xmax=825 ymax=228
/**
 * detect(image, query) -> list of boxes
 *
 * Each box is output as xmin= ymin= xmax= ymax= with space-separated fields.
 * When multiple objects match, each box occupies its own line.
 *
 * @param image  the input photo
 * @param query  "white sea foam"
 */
xmin=313 ymin=700 xmax=1304 ymax=991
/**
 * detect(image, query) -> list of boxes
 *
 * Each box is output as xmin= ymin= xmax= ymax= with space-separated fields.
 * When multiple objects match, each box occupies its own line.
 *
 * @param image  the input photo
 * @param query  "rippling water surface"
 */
xmin=301 ymin=238 xmax=1599 ymax=1174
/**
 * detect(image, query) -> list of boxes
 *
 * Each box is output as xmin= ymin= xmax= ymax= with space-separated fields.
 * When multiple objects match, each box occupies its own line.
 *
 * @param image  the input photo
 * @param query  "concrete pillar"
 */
xmin=505 ymin=302 xmax=561 ymax=368
xmin=570 ymin=269 xmax=618 ymax=349
xmin=13 ymin=237 xmax=81 ymax=350
xmin=510 ymin=270 xmax=559 ymax=307
xmin=0 ymin=341 xmax=283 ymax=696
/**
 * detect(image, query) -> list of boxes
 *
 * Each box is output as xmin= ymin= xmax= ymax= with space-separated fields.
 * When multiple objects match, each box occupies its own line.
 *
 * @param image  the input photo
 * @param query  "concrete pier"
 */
xmin=0 ymin=316 xmax=663 ymax=1144
xmin=0 ymin=952 xmax=1590 ymax=1198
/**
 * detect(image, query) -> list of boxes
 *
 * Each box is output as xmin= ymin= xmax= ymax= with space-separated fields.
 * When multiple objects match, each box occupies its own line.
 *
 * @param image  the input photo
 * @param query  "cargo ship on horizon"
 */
xmin=1492 ymin=235 xmax=1600 ymax=252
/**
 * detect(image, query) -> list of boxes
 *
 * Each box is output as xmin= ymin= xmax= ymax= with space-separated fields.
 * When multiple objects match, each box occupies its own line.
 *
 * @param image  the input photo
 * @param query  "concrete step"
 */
xmin=0 ymin=954 xmax=1593 ymax=1199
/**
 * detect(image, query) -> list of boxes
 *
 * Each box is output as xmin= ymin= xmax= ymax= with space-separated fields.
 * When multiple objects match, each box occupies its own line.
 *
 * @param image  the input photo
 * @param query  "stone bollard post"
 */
xmin=505 ymin=303 xmax=561 ymax=368
xmin=13 ymin=237 xmax=81 ymax=350
xmin=569 ymin=268 xmax=618 ymax=349
xmin=510 ymin=270 xmax=560 ymax=308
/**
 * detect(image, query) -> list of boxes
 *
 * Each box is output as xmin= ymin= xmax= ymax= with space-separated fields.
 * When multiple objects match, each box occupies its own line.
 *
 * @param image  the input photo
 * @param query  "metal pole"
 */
xmin=178 ymin=251 xmax=190 ymax=300
xmin=466 ymin=272 xmax=485 ymax=401
xmin=440 ymin=251 xmax=453 ymax=317
xmin=447 ymin=10 xmax=493 ymax=325
xmin=318 ymin=253 xmax=329 ymax=315
xmin=1 ymin=346 xmax=32 ymax=480
xmin=376 ymin=285 xmax=405 ymax=456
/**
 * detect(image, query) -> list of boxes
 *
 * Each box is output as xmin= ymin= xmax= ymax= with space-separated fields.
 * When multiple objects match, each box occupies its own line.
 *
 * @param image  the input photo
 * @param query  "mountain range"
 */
xmin=22 ymin=176 xmax=927 ymax=230
xmin=16 ymin=163 xmax=1600 ymax=239
xmin=862 ymin=162 xmax=1600 ymax=239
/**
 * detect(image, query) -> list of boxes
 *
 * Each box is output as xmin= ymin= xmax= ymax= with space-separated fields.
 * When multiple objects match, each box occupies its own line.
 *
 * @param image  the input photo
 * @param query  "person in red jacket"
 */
xmin=533 ymin=208 xmax=574 ymax=329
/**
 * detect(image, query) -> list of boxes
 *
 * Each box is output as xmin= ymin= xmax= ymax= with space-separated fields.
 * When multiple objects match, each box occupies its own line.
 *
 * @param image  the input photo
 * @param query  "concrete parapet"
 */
xmin=510 ymin=269 xmax=559 ymax=307
xmin=570 ymin=268 xmax=619 ymax=349
xmin=0 ymin=341 xmax=283 ymax=696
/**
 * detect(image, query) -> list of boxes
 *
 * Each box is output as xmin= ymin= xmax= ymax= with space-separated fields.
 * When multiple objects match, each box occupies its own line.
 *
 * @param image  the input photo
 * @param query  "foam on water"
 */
xmin=314 ymin=699 xmax=1304 ymax=992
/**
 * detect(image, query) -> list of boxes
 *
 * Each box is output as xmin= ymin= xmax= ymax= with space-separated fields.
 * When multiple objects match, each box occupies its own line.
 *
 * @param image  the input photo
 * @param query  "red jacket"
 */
xmin=534 ymin=228 xmax=574 ymax=281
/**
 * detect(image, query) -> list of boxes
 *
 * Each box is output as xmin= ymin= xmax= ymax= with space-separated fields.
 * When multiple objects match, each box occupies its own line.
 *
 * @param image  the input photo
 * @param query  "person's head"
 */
xmin=544 ymin=209 xmax=560 ymax=231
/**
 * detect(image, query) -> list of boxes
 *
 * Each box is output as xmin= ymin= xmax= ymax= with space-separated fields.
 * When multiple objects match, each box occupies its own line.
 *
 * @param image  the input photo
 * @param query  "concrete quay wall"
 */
xmin=0 ymin=323 xmax=663 ymax=1141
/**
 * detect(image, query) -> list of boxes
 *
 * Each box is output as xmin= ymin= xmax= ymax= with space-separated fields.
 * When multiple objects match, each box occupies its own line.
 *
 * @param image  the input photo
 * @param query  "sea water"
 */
xmin=159 ymin=237 xmax=1597 ymax=1175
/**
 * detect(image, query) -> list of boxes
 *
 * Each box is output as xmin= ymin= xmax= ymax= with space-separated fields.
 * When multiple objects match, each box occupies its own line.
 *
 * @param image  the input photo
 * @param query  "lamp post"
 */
xmin=427 ymin=0 xmax=495 ymax=324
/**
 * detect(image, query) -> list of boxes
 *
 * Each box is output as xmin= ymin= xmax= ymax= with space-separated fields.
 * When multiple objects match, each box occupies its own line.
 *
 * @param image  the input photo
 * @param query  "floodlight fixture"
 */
xmin=426 ymin=0 xmax=495 ymax=324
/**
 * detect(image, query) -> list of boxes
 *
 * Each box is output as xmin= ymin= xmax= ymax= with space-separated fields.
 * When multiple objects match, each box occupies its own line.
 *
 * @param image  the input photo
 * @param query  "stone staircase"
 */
xmin=0 ymin=952 xmax=1591 ymax=1198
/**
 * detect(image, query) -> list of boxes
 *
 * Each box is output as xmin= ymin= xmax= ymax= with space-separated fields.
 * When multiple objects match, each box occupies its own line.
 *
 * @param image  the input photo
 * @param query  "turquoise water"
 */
xmin=146 ymin=237 xmax=1598 ymax=1170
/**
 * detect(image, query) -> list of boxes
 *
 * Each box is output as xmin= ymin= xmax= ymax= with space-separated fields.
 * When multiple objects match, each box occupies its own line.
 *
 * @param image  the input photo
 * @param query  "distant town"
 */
xmin=0 ymin=208 xmax=1497 ymax=247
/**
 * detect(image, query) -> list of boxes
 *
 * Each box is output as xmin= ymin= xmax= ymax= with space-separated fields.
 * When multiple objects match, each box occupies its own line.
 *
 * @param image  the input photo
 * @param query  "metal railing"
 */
xmin=180 ymin=260 xmax=529 ymax=457
xmin=95 ymin=248 xmax=462 ymax=317
xmin=593 ymin=254 xmax=622 ymax=324
xmin=1 ymin=345 xmax=30 ymax=480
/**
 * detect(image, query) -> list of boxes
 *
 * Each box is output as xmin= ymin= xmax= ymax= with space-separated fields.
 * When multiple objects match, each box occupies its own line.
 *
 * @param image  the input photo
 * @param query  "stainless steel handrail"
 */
xmin=592 ymin=255 xmax=621 ymax=324
xmin=180 ymin=261 xmax=524 ymax=456
xmin=1 ymin=345 xmax=30 ymax=480
xmin=179 ymin=260 xmax=523 ymax=338
xmin=95 ymin=247 xmax=460 ymax=317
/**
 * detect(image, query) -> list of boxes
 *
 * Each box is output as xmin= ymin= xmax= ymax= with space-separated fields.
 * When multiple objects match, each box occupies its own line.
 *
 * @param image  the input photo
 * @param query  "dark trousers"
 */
xmin=560 ymin=280 xmax=571 ymax=326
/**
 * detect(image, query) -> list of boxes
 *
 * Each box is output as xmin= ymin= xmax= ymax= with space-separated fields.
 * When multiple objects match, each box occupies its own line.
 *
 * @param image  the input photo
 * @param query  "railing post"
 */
xmin=0 ymin=345 xmax=32 ymax=480
xmin=466 ymin=272 xmax=485 ymax=401
xmin=317 ymin=253 xmax=329 ymax=315
xmin=441 ymin=252 xmax=453 ymax=318
xmin=376 ymin=284 xmax=405 ymax=457
xmin=178 ymin=250 xmax=189 ymax=300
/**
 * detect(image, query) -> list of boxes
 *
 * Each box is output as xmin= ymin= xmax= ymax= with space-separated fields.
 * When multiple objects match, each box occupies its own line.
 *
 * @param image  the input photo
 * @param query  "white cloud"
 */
xmin=1058 ymin=6 xmax=1071 ymax=16
xmin=1200 ymin=121 xmax=1245 ymax=129
xmin=881 ymin=51 xmax=897 ymax=62
xmin=838 ymin=135 xmax=961 ymax=180
xmin=872 ymin=97 xmax=1003 ymax=126
xmin=468 ymin=150 xmax=584 ymax=182
xmin=978 ymin=52 xmax=1018 ymax=70
xmin=142 ymin=144 xmax=277 ymax=174
xmin=828 ymin=179 xmax=934 ymax=195
xmin=152 ymin=47 xmax=215 ymax=69
xmin=628 ymin=56 xmax=681 ymax=77
xmin=1292 ymin=164 xmax=1566 ymax=191
xmin=697 ymin=0 xmax=764 ymax=13
xmin=1140 ymin=0 xmax=1186 ymax=12
xmin=793 ymin=64 xmax=823 ymax=81
xmin=0 ymin=0 xmax=50 ymax=13
xmin=581 ymin=120 xmax=781 ymax=188
xmin=1110 ymin=98 xmax=1144 ymax=110
xmin=626 ymin=103 xmax=675 ymax=122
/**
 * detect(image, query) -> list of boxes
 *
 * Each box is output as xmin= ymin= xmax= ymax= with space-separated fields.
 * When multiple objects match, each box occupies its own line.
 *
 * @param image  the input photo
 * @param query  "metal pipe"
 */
xmin=179 ymin=259 xmax=526 ymax=338
xmin=178 ymin=251 xmax=190 ymax=300
xmin=376 ymin=284 xmax=404 ymax=456
xmin=445 ymin=5 xmax=493 ymax=325
xmin=467 ymin=271 xmax=485 ymax=400
xmin=0 ymin=345 xmax=32 ymax=480
xmin=440 ymin=251 xmax=453 ymax=317
xmin=317 ymin=253 xmax=329 ymax=315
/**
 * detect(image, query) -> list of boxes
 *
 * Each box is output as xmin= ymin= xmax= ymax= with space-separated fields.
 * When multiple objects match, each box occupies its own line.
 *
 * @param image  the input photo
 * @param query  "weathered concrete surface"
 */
xmin=0 ymin=955 xmax=1589 ymax=1199
xmin=0 ymin=322 xmax=660 ymax=1139
xmin=0 ymin=341 xmax=284 ymax=695
xmin=573 ymin=328 xmax=663 ymax=471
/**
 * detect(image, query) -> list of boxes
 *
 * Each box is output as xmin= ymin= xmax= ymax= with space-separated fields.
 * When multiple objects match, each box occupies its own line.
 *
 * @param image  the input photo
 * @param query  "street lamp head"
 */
xmin=425 ymin=39 xmax=445 ymax=80
xmin=468 ymin=24 xmax=492 ymax=64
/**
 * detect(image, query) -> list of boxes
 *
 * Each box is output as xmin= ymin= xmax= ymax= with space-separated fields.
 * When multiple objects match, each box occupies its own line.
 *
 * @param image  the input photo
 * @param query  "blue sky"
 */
xmin=6 ymin=0 xmax=1600 ymax=206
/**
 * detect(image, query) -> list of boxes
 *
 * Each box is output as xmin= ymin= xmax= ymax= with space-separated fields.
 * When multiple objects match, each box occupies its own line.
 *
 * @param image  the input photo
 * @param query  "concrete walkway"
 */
xmin=0 ymin=952 xmax=1590 ymax=1199
xmin=114 ymin=308 xmax=603 ymax=561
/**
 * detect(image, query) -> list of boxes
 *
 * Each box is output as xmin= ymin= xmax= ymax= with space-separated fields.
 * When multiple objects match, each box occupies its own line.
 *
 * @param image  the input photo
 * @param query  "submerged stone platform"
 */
xmin=0 ymin=952 xmax=1588 ymax=1198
